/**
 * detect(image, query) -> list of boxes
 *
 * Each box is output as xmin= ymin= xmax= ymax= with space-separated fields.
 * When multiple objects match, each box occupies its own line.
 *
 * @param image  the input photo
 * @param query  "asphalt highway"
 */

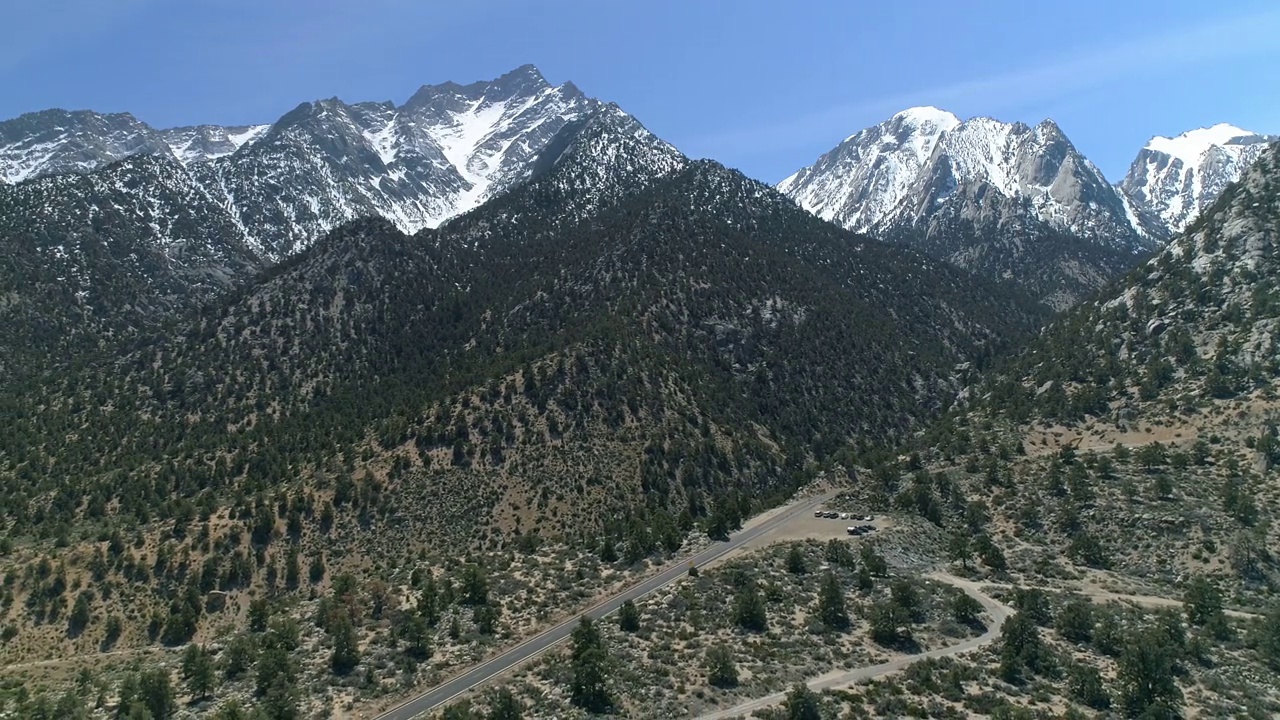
xmin=372 ymin=492 xmax=831 ymax=720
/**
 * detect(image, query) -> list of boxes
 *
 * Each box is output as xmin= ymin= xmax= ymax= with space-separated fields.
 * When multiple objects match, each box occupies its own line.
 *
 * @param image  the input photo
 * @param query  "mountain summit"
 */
xmin=0 ymin=66 xmax=600 ymax=258
xmin=780 ymin=107 xmax=1155 ymax=308
xmin=1119 ymin=123 xmax=1277 ymax=238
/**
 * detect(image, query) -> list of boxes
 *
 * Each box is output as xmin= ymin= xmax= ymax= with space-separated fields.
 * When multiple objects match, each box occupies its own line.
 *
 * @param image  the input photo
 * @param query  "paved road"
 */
xmin=695 ymin=572 xmax=1012 ymax=720
xmin=373 ymin=492 xmax=834 ymax=720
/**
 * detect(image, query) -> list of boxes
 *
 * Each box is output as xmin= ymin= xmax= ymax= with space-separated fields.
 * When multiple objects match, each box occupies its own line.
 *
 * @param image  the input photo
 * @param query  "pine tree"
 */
xmin=330 ymin=610 xmax=360 ymax=675
xmin=704 ymin=644 xmax=739 ymax=688
xmin=783 ymin=683 xmax=821 ymax=720
xmin=786 ymin=545 xmax=808 ymax=574
xmin=134 ymin=669 xmax=175 ymax=720
xmin=418 ymin=574 xmax=440 ymax=626
xmin=569 ymin=617 xmax=610 ymax=712
xmin=816 ymin=572 xmax=849 ymax=631
xmin=947 ymin=532 xmax=972 ymax=569
xmin=1000 ymin=612 xmax=1048 ymax=684
xmin=1256 ymin=603 xmax=1280 ymax=671
xmin=617 ymin=599 xmax=641 ymax=633
xmin=473 ymin=602 xmax=500 ymax=635
xmin=181 ymin=644 xmax=217 ymax=700
xmin=401 ymin=614 xmax=432 ymax=661
xmin=284 ymin=547 xmax=300 ymax=590
xmin=1118 ymin=626 xmax=1182 ymax=718
xmin=1183 ymin=575 xmax=1227 ymax=635
xmin=460 ymin=564 xmax=489 ymax=606
xmin=860 ymin=544 xmax=888 ymax=577
xmin=487 ymin=687 xmax=523 ymax=720
xmin=950 ymin=592 xmax=983 ymax=627
xmin=732 ymin=579 xmax=768 ymax=632
xmin=68 ymin=591 xmax=91 ymax=636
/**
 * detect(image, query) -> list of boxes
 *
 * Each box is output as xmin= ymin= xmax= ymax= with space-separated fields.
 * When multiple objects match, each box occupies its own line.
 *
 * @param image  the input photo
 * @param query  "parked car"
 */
xmin=814 ymin=510 xmax=825 ymax=517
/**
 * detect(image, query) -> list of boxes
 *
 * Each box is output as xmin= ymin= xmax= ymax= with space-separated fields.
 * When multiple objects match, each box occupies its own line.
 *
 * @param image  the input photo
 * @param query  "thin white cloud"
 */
xmin=691 ymin=7 xmax=1280 ymax=161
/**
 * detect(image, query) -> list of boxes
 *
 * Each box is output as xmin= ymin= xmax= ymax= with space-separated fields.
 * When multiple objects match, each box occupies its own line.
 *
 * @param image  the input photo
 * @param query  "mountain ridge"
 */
xmin=779 ymin=106 xmax=1156 ymax=308
xmin=0 ymin=66 xmax=601 ymax=259
xmin=1119 ymin=122 xmax=1278 ymax=238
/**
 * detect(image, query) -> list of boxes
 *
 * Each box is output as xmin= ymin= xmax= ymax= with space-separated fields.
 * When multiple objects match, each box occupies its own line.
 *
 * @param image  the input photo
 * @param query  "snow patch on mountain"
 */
xmin=1146 ymin=124 xmax=1252 ymax=163
xmin=362 ymin=118 xmax=400 ymax=167
xmin=1119 ymin=124 xmax=1276 ymax=237
xmin=162 ymin=124 xmax=271 ymax=164
xmin=781 ymin=107 xmax=1145 ymax=251
xmin=779 ymin=106 xmax=958 ymax=232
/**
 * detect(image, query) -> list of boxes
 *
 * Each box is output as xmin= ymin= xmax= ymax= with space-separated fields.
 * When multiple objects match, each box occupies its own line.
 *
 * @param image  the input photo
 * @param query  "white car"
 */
xmin=840 ymin=512 xmax=850 ymax=520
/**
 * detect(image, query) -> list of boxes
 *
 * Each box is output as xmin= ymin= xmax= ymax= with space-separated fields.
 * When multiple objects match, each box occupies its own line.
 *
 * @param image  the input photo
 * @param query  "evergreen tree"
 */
xmin=329 ymin=610 xmax=360 ymax=675
xmin=868 ymin=601 xmax=908 ymax=646
xmin=890 ymin=579 xmax=923 ymax=622
xmin=284 ymin=547 xmax=300 ymax=590
xmin=1183 ymin=574 xmax=1228 ymax=637
xmin=786 ymin=545 xmax=808 ymax=575
xmin=401 ymin=614 xmax=432 ymax=661
xmin=732 ymin=579 xmax=768 ymax=632
xmin=487 ymin=687 xmax=523 ymax=720
xmin=1256 ymin=604 xmax=1280 ymax=671
xmin=782 ymin=683 xmax=821 ymax=720
xmin=950 ymin=592 xmax=983 ymax=627
xmin=947 ymin=532 xmax=972 ymax=570
xmin=1054 ymin=599 xmax=1095 ymax=644
xmin=1067 ymin=662 xmax=1110 ymax=710
xmin=308 ymin=553 xmax=326 ymax=584
xmin=824 ymin=538 xmax=855 ymax=567
xmin=1118 ymin=627 xmax=1182 ymax=719
xmin=68 ymin=591 xmax=91 ymax=636
xmin=617 ymin=599 xmax=641 ymax=633
xmin=181 ymin=644 xmax=216 ymax=700
xmin=222 ymin=634 xmax=257 ymax=680
xmin=418 ymin=574 xmax=440 ymax=626
xmin=124 ymin=669 xmax=174 ymax=720
xmin=860 ymin=544 xmax=888 ymax=577
xmin=856 ymin=563 xmax=875 ymax=591
xmin=460 ymin=564 xmax=489 ymax=606
xmin=598 ymin=535 xmax=618 ymax=563
xmin=569 ymin=617 xmax=611 ymax=712
xmin=705 ymin=644 xmax=739 ymax=688
xmin=1000 ymin=612 xmax=1048 ymax=684
xmin=473 ymin=602 xmax=500 ymax=635
xmin=254 ymin=645 xmax=294 ymax=698
xmin=816 ymin=572 xmax=849 ymax=631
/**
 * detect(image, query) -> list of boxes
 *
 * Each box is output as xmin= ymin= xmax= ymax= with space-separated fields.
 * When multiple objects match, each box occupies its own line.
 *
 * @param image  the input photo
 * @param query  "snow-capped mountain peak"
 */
xmin=779 ymin=106 xmax=959 ymax=232
xmin=1120 ymin=123 xmax=1277 ymax=236
xmin=782 ymin=107 xmax=1143 ymax=249
xmin=160 ymin=124 xmax=271 ymax=164
xmin=886 ymin=106 xmax=960 ymax=134
xmin=0 ymin=65 xmax=612 ymax=259
xmin=0 ymin=109 xmax=173 ymax=184
xmin=779 ymin=107 xmax=1154 ymax=308
xmin=1145 ymin=123 xmax=1253 ymax=163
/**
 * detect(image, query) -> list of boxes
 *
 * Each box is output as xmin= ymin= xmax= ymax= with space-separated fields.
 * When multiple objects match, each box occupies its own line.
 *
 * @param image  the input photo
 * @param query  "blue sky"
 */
xmin=3 ymin=0 xmax=1277 ymax=183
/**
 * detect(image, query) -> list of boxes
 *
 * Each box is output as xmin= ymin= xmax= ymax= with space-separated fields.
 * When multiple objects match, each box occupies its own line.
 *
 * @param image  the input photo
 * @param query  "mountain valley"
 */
xmin=0 ymin=60 xmax=1277 ymax=720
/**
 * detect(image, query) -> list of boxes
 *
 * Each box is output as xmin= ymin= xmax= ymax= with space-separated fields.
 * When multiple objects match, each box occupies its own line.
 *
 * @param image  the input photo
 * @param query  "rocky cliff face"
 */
xmin=780 ymin=107 xmax=1154 ymax=308
xmin=1119 ymin=124 xmax=1277 ymax=238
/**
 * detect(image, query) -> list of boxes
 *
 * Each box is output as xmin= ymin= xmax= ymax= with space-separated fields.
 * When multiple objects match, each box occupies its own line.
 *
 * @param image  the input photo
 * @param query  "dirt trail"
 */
xmin=982 ymin=580 xmax=1262 ymax=620
xmin=694 ymin=569 xmax=1261 ymax=719
xmin=695 ymin=572 xmax=1012 ymax=720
